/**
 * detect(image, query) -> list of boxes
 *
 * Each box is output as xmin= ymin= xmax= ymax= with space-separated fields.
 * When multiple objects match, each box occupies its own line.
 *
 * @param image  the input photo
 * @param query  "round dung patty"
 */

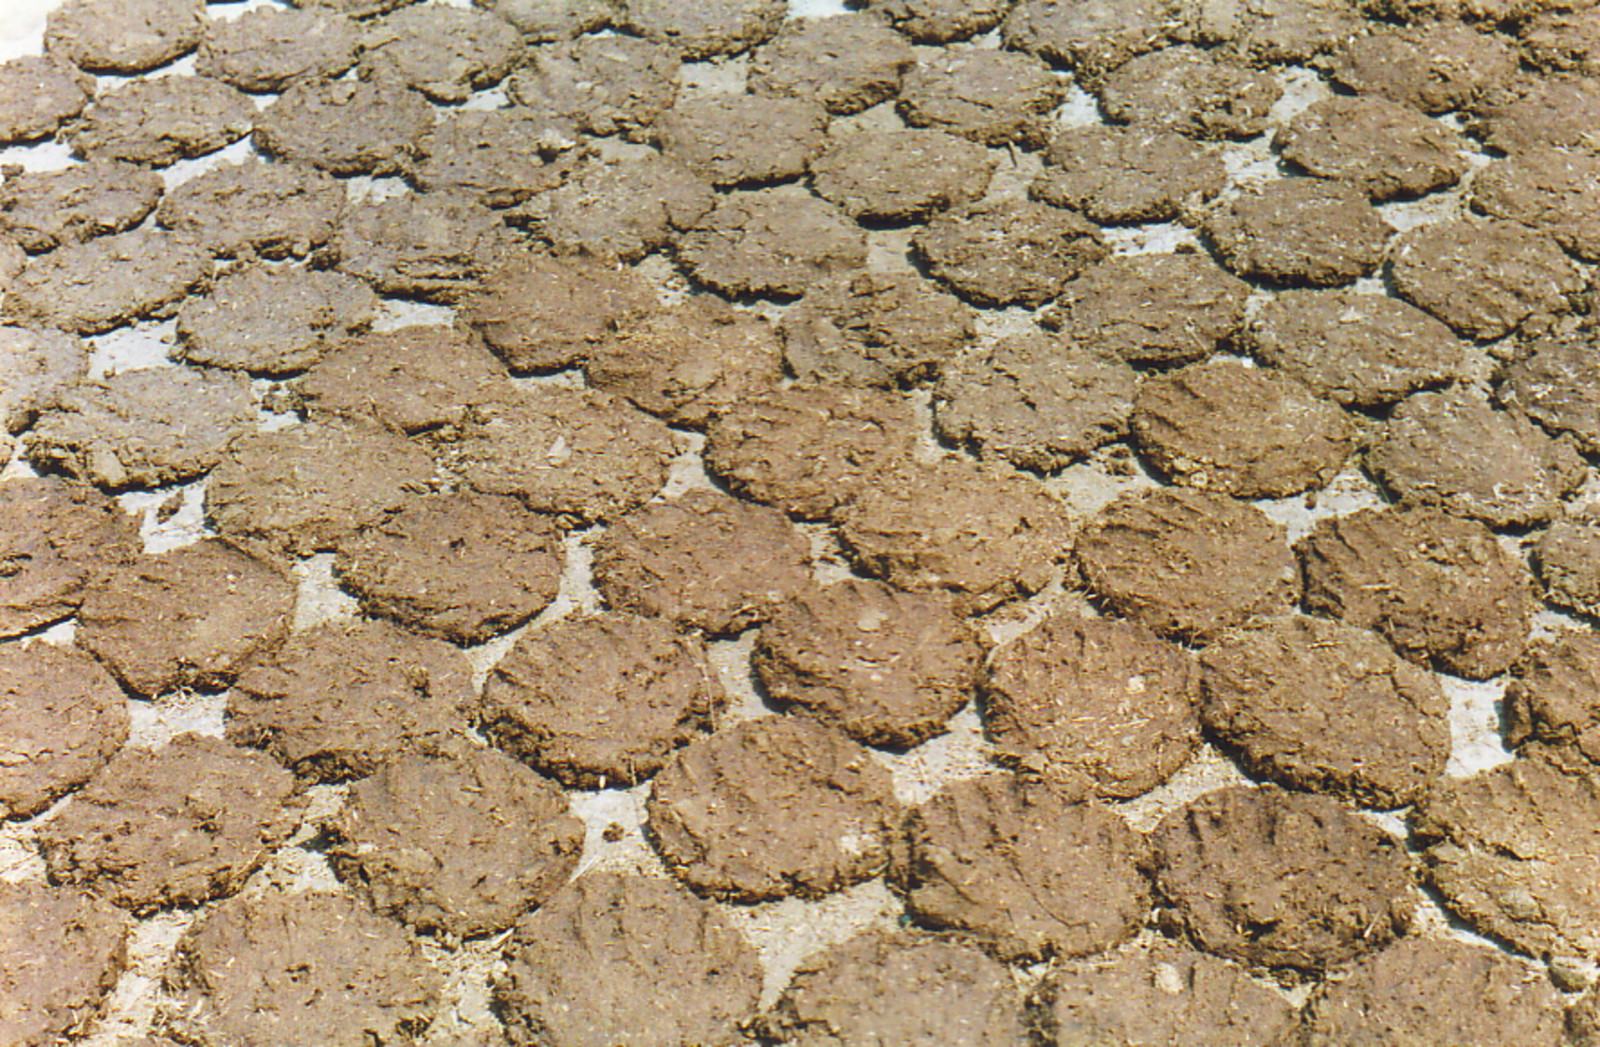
xmin=1471 ymin=146 xmax=1600 ymax=263
xmin=1501 ymin=332 xmax=1600 ymax=455
xmin=1504 ymin=629 xmax=1600 ymax=766
xmin=0 ymin=881 xmax=130 ymax=1047
xmin=809 ymin=127 xmax=996 ymax=223
xmin=413 ymin=107 xmax=580 ymax=209
xmin=654 ymin=94 xmax=828 ymax=188
xmin=0 ymin=55 xmax=94 ymax=145
xmin=896 ymin=47 xmax=1062 ymax=148
xmin=1275 ymin=95 xmax=1469 ymax=202
xmin=511 ymin=153 xmax=714 ymax=262
xmin=0 ymin=642 xmax=128 ymax=821
xmin=1467 ymin=74 xmax=1600 ymax=156
xmin=45 ymin=0 xmax=205 ymax=75
xmin=1097 ymin=46 xmax=1282 ymax=140
xmin=675 ymin=188 xmax=868 ymax=300
xmin=175 ymin=264 xmax=379 ymax=375
xmin=4 ymin=228 xmax=210 ymax=336
xmin=254 ymin=76 xmax=434 ymax=177
xmin=332 ymin=190 xmax=514 ymax=304
xmin=194 ymin=5 xmax=361 ymax=92
xmin=1319 ymin=24 xmax=1518 ymax=114
xmin=1147 ymin=785 xmax=1416 ymax=971
xmin=1534 ymin=517 xmax=1600 ymax=619
xmin=0 ymin=160 xmax=164 ymax=253
xmin=479 ymin=610 xmax=722 ymax=788
xmin=37 ymin=733 xmax=304 ymax=913
xmin=358 ymin=4 xmax=523 ymax=104
xmin=506 ymin=34 xmax=680 ymax=139
xmin=1002 ymin=0 xmax=1183 ymax=82
xmin=779 ymin=270 xmax=975 ymax=389
xmin=894 ymin=773 xmax=1150 ymax=962
xmin=647 ymin=716 xmax=901 ymax=901
xmin=618 ymin=0 xmax=786 ymax=58
xmin=69 ymin=75 xmax=254 ymax=167
xmin=1030 ymin=125 xmax=1227 ymax=225
xmin=155 ymin=158 xmax=346 ymax=260
xmin=496 ymin=872 xmax=763 ymax=1047
xmin=748 ymin=13 xmax=916 ymax=115
xmin=913 ymin=197 xmax=1106 ymax=308
xmin=0 ymin=476 xmax=138 ymax=639
xmin=862 ymin=0 xmax=1012 ymax=43
xmin=1204 ymin=177 xmax=1391 ymax=287
xmin=983 ymin=612 xmax=1200 ymax=800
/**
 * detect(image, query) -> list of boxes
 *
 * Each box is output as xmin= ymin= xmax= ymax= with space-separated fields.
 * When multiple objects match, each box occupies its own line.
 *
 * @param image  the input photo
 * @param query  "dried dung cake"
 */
xmin=1098 ymin=46 xmax=1282 ymax=140
xmin=25 ymin=367 xmax=256 ymax=491
xmin=511 ymin=152 xmax=714 ymax=262
xmin=675 ymin=188 xmax=868 ymax=300
xmin=585 ymin=296 xmax=784 ymax=427
xmin=0 ymin=881 xmax=130 ymax=1047
xmin=647 ymin=716 xmax=901 ymax=901
xmin=0 ymin=476 xmax=138 ymax=639
xmin=358 ymin=4 xmax=522 ymax=104
xmin=481 ymin=0 xmax=610 ymax=40
xmin=1501 ymin=333 xmax=1600 ymax=455
xmin=1204 ymin=178 xmax=1391 ymax=287
xmin=1241 ymin=287 xmax=1474 ymax=408
xmin=1131 ymin=355 xmax=1353 ymax=498
xmin=1147 ymin=785 xmax=1416 ymax=971
xmin=912 ymin=198 xmax=1106 ymax=308
xmin=1074 ymin=487 xmax=1298 ymax=643
xmin=479 ymin=610 xmax=722 ymax=788
xmin=333 ymin=491 xmax=564 ymax=645
xmin=45 ymin=0 xmax=205 ymax=75
xmin=617 ymin=0 xmax=786 ymax=59
xmin=206 ymin=421 xmax=440 ymax=557
xmin=757 ymin=930 xmax=1026 ymax=1047
xmin=1038 ymin=938 xmax=1298 ymax=1047
xmin=154 ymin=157 xmax=346 ymax=259
xmin=747 ymin=14 xmax=915 ymax=114
xmin=174 ymin=264 xmax=379 ymax=375
xmin=412 ymin=107 xmax=579 ymax=208
xmin=327 ymin=745 xmax=584 ymax=937
xmin=1504 ymin=629 xmax=1600 ymax=765
xmin=496 ymin=872 xmax=763 ymax=1047
xmin=836 ymin=457 xmax=1075 ymax=613
xmin=226 ymin=617 xmax=474 ymax=782
xmin=0 ymin=641 xmax=130 ymax=821
xmin=1389 ymin=218 xmax=1583 ymax=341
xmin=163 ymin=891 xmax=443 ymax=1047
xmin=1318 ymin=24 xmax=1519 ymax=114
xmin=1030 ymin=125 xmax=1227 ymax=225
xmin=253 ymin=76 xmax=435 ymax=176
xmin=933 ymin=332 xmax=1138 ymax=472
xmin=291 ymin=324 xmax=514 ymax=435
xmin=1411 ymin=753 xmax=1600 ymax=960
xmin=1467 ymin=74 xmax=1600 ymax=156
xmin=863 ymin=0 xmax=1012 ymax=42
xmin=69 ymin=75 xmax=254 ymax=167
xmin=194 ymin=5 xmax=361 ymax=92
xmin=36 ymin=733 xmax=304 ymax=913
xmin=4 ymin=228 xmax=210 ymax=335
xmin=506 ymin=34 xmax=681 ymax=139
xmin=590 ymin=488 xmax=814 ymax=636
xmin=0 ymin=55 xmax=94 ymax=144
xmin=0 ymin=160 xmax=164 ymax=253
xmin=0 ymin=325 xmax=86 ymax=433
xmin=654 ymin=94 xmax=828 ymax=188
xmin=1275 ymin=95 xmax=1470 ymax=202
xmin=808 ymin=127 xmax=996 ymax=224
xmin=982 ymin=611 xmax=1201 ymax=800
xmin=897 ymin=47 xmax=1062 ymax=148
xmin=753 ymin=577 xmax=983 ymax=749
xmin=1298 ymin=938 xmax=1564 ymax=1047
xmin=1535 ymin=517 xmax=1600 ymax=618
xmin=701 ymin=384 xmax=920 ymax=521
xmin=1297 ymin=505 xmax=1534 ymax=679
xmin=779 ymin=270 xmax=975 ymax=389
xmin=458 ymin=249 xmax=657 ymax=373
xmin=75 ymin=538 xmax=295 ymax=698
xmin=1041 ymin=251 xmax=1251 ymax=368
xmin=1520 ymin=7 xmax=1600 ymax=75
xmin=894 ymin=773 xmax=1150 ymax=961
xmin=425 ymin=388 xmax=675 ymax=525
xmin=1002 ymin=0 xmax=1184 ymax=82
xmin=332 ymin=190 xmax=514 ymax=303
xmin=1471 ymin=146 xmax=1600 ymax=263
xmin=1366 ymin=386 xmax=1584 ymax=529
xmin=1199 ymin=614 xmax=1451 ymax=808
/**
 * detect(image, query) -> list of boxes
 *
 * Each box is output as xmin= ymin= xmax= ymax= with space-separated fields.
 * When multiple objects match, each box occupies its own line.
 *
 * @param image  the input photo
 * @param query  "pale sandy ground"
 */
xmin=1 ymin=0 xmax=1591 ymax=1041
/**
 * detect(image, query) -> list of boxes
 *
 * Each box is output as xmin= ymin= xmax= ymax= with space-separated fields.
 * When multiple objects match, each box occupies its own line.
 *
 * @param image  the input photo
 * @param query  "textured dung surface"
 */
xmin=0 ymin=476 xmax=138 ymax=638
xmin=507 ymin=34 xmax=681 ymax=139
xmin=1204 ymin=178 xmax=1391 ymax=287
xmin=4 ymin=228 xmax=210 ymax=335
xmin=591 ymin=488 xmax=813 ymax=636
xmin=1412 ymin=753 xmax=1600 ymax=960
xmin=983 ymin=611 xmax=1200 ymax=800
xmin=0 ymin=325 xmax=86 ymax=433
xmin=647 ymin=716 xmax=901 ymax=901
xmin=292 ymin=324 xmax=513 ymax=435
xmin=655 ymin=94 xmax=828 ymax=188
xmin=1199 ymin=614 xmax=1451 ymax=808
xmin=836 ymin=457 xmax=1075 ymax=613
xmin=753 ymin=577 xmax=983 ymax=749
xmin=0 ymin=881 xmax=130 ymax=1047
xmin=1098 ymin=46 xmax=1282 ymax=140
xmin=481 ymin=0 xmax=610 ymax=41
xmin=913 ymin=198 xmax=1106 ymax=308
xmin=1031 ymin=125 xmax=1226 ymax=225
xmin=1131 ymin=356 xmax=1354 ymax=498
xmin=497 ymin=873 xmax=763 ymax=1047
xmin=195 ymin=5 xmax=361 ymax=92
xmin=44 ymin=0 xmax=205 ymax=74
xmin=586 ymin=296 xmax=783 ymax=426
xmin=1520 ymin=6 xmax=1600 ymax=75
xmin=1041 ymin=251 xmax=1251 ymax=368
xmin=0 ymin=641 xmax=129 ymax=820
xmin=1471 ymin=146 xmax=1600 ymax=263
xmin=479 ymin=610 xmax=722 ymax=788
xmin=1075 ymin=487 xmax=1298 ymax=643
xmin=226 ymin=618 xmax=474 ymax=783
xmin=758 ymin=930 xmax=1027 ymax=1047
xmin=458 ymin=250 xmax=657 ymax=373
xmin=702 ymin=384 xmax=920 ymax=521
xmin=69 ymin=75 xmax=255 ymax=167
xmin=1319 ymin=24 xmax=1519 ymax=115
xmin=1276 ymin=95 xmax=1469 ymax=202
xmin=809 ymin=127 xmax=995 ymax=223
xmin=1298 ymin=505 xmax=1533 ymax=680
xmin=1299 ymin=938 xmax=1564 ymax=1047
xmin=412 ymin=107 xmax=579 ymax=208
xmin=1241 ymin=288 xmax=1474 ymax=408
xmin=25 ymin=367 xmax=256 ymax=491
xmin=37 ymin=733 xmax=304 ymax=913
xmin=426 ymin=387 xmax=675 ymax=525
xmin=780 ymin=270 xmax=975 ymax=389
xmin=897 ymin=48 xmax=1062 ymax=148
xmin=0 ymin=54 xmax=93 ymax=144
xmin=1504 ymin=630 xmax=1600 ymax=765
xmin=254 ymin=76 xmax=435 ymax=176
xmin=332 ymin=190 xmax=514 ymax=303
xmin=893 ymin=773 xmax=1150 ymax=961
xmin=863 ymin=0 xmax=1012 ymax=43
xmin=747 ymin=13 xmax=915 ymax=114
xmin=676 ymin=188 xmax=868 ymax=300
xmin=934 ymin=332 xmax=1138 ymax=473
xmin=512 ymin=152 xmax=714 ymax=262
xmin=163 ymin=891 xmax=443 ymax=1047
xmin=0 ymin=160 xmax=164 ymax=254
xmin=619 ymin=0 xmax=786 ymax=59
xmin=327 ymin=745 xmax=584 ymax=937
xmin=334 ymin=491 xmax=563 ymax=645
xmin=1002 ymin=0 xmax=1184 ymax=83
xmin=1468 ymin=74 xmax=1600 ymax=156
xmin=1366 ymin=386 xmax=1585 ymax=529
xmin=1148 ymin=785 xmax=1416 ymax=971
xmin=1038 ymin=939 xmax=1298 ymax=1047
xmin=155 ymin=158 xmax=345 ymax=259
xmin=358 ymin=4 xmax=522 ymax=104
xmin=206 ymin=422 xmax=440 ymax=558
xmin=1535 ymin=517 xmax=1600 ymax=619
xmin=1501 ymin=333 xmax=1600 ymax=455
xmin=75 ymin=538 xmax=294 ymax=698
xmin=175 ymin=265 xmax=379 ymax=375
